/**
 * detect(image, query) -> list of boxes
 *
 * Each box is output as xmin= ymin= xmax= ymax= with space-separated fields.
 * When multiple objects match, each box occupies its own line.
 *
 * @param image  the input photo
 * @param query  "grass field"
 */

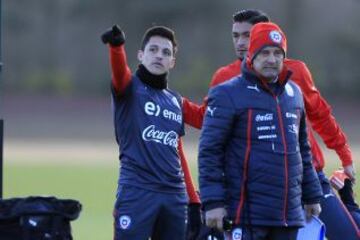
xmin=3 ymin=139 xmax=360 ymax=239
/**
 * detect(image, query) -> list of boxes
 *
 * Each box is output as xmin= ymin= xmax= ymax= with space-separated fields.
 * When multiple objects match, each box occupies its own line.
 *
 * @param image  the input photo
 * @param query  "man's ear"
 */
xmin=137 ymin=50 xmax=144 ymax=62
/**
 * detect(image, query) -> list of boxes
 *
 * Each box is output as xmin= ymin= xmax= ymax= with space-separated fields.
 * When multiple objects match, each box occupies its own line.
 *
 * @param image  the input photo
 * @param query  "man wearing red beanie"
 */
xmin=198 ymin=22 xmax=323 ymax=240
xmin=183 ymin=9 xmax=359 ymax=240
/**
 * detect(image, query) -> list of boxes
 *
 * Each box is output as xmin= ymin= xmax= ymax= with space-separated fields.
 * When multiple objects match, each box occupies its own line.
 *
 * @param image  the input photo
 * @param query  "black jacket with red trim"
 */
xmin=198 ymin=63 xmax=323 ymax=227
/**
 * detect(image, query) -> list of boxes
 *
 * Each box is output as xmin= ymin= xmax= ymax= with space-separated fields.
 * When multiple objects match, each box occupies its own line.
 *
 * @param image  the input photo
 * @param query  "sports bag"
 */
xmin=0 ymin=196 xmax=82 ymax=240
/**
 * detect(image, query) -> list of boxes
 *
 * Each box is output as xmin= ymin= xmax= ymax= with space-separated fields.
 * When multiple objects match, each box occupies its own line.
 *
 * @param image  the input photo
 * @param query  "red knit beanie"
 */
xmin=248 ymin=22 xmax=287 ymax=62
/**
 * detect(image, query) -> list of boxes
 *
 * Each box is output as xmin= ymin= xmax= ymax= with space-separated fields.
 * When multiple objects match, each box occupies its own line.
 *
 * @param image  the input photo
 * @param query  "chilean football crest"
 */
xmin=119 ymin=215 xmax=131 ymax=230
xmin=232 ymin=228 xmax=243 ymax=240
xmin=269 ymin=30 xmax=282 ymax=44
xmin=285 ymin=84 xmax=294 ymax=97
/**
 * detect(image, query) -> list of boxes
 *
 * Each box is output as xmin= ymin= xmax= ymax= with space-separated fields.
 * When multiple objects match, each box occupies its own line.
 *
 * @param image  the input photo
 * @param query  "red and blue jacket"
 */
xmin=198 ymin=63 xmax=323 ymax=227
xmin=183 ymin=59 xmax=352 ymax=171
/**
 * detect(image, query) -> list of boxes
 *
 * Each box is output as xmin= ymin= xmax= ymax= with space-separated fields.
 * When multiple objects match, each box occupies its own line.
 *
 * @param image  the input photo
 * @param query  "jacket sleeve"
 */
xmin=210 ymin=68 xmax=224 ymax=87
xmin=109 ymin=45 xmax=132 ymax=95
xmin=198 ymin=86 xmax=236 ymax=209
xmin=182 ymin=97 xmax=206 ymax=129
xmin=210 ymin=67 xmax=232 ymax=88
xmin=178 ymin=138 xmax=201 ymax=204
xmin=299 ymin=62 xmax=352 ymax=167
xmin=298 ymin=109 xmax=323 ymax=204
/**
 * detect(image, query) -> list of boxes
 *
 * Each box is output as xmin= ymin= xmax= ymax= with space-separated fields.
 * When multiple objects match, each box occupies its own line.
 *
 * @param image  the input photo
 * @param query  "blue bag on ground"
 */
xmin=0 ymin=196 xmax=82 ymax=240
xmin=297 ymin=216 xmax=325 ymax=240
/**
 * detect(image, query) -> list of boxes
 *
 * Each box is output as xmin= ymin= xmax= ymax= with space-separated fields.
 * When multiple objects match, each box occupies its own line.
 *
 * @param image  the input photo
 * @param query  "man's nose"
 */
xmin=155 ymin=51 xmax=163 ymax=59
xmin=237 ymin=37 xmax=247 ymax=46
xmin=267 ymin=53 xmax=277 ymax=63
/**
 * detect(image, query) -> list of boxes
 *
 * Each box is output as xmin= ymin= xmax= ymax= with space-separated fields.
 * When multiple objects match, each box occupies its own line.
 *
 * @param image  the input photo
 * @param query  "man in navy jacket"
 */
xmin=198 ymin=22 xmax=323 ymax=240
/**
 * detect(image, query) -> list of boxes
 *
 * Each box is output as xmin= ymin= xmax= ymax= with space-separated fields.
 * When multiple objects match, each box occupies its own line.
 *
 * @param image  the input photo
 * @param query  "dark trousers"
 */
xmin=224 ymin=226 xmax=298 ymax=240
xmin=113 ymin=185 xmax=187 ymax=240
xmin=318 ymin=171 xmax=360 ymax=240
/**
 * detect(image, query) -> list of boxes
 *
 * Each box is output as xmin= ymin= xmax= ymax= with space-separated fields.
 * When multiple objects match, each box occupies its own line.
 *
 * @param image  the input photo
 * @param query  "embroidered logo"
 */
xmin=255 ymin=113 xmax=273 ymax=122
xmin=256 ymin=125 xmax=276 ymax=131
xmin=119 ymin=215 xmax=131 ymax=230
xmin=286 ymin=112 xmax=298 ymax=119
xmin=269 ymin=30 xmax=282 ymax=43
xmin=142 ymin=125 xmax=179 ymax=148
xmin=285 ymin=84 xmax=294 ymax=97
xmin=258 ymin=134 xmax=277 ymax=140
xmin=232 ymin=228 xmax=243 ymax=240
xmin=145 ymin=101 xmax=161 ymax=116
xmin=207 ymin=106 xmax=216 ymax=117
xmin=247 ymin=84 xmax=260 ymax=92
xmin=144 ymin=101 xmax=182 ymax=124
xmin=171 ymin=96 xmax=181 ymax=109
xmin=288 ymin=124 xmax=298 ymax=134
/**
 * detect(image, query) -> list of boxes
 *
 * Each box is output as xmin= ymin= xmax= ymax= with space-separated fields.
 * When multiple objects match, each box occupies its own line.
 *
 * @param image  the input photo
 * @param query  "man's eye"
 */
xmin=163 ymin=50 xmax=171 ymax=56
xmin=274 ymin=51 xmax=283 ymax=57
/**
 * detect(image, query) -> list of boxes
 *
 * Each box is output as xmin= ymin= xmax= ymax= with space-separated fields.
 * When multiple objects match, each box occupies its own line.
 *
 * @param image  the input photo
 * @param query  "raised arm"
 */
xmin=101 ymin=25 xmax=132 ymax=95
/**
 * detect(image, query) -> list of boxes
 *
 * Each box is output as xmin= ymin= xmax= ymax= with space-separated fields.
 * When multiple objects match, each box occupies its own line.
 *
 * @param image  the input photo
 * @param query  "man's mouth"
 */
xmin=152 ymin=62 xmax=163 ymax=67
xmin=263 ymin=67 xmax=278 ymax=73
xmin=237 ymin=48 xmax=247 ymax=53
xmin=263 ymin=65 xmax=277 ymax=69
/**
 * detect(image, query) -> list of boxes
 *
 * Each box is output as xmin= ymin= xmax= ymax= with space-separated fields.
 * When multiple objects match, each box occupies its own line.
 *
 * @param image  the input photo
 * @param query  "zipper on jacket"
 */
xmin=274 ymin=96 xmax=289 ymax=226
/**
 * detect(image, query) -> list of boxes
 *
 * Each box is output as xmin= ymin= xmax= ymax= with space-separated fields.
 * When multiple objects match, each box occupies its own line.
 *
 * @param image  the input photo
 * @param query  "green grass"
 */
xmin=4 ymin=156 xmax=359 ymax=239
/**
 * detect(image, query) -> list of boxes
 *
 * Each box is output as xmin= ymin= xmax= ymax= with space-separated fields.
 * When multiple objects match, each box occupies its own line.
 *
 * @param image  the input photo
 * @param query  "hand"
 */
xmin=304 ymin=203 xmax=321 ymax=222
xmin=344 ymin=164 xmax=356 ymax=183
xmin=205 ymin=207 xmax=227 ymax=232
xmin=186 ymin=203 xmax=202 ymax=240
xmin=101 ymin=25 xmax=125 ymax=46
xmin=330 ymin=169 xmax=348 ymax=190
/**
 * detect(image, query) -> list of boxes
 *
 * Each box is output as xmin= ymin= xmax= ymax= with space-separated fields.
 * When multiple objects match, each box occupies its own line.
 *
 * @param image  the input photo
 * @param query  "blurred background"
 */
xmin=1 ymin=0 xmax=360 ymax=239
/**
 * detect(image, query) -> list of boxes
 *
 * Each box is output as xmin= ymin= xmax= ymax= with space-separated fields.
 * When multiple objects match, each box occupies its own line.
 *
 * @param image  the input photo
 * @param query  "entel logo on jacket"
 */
xmin=144 ymin=101 xmax=182 ymax=124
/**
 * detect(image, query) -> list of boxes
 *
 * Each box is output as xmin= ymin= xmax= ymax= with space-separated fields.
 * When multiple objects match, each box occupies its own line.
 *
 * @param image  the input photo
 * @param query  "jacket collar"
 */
xmin=242 ymin=59 xmax=292 ymax=96
xmin=135 ymin=64 xmax=168 ymax=90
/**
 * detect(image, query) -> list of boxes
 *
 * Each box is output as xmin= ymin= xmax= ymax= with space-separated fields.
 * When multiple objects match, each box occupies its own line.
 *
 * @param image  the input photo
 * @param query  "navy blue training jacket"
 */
xmin=198 ymin=64 xmax=323 ymax=227
xmin=112 ymin=75 xmax=185 ymax=193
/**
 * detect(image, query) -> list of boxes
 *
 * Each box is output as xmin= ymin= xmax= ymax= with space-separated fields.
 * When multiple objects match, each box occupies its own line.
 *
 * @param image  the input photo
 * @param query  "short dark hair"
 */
xmin=233 ymin=9 xmax=270 ymax=25
xmin=141 ymin=26 xmax=178 ymax=55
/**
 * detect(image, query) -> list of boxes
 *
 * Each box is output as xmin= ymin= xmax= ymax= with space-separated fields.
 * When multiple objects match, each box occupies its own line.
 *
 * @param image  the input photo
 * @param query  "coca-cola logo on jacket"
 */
xmin=142 ymin=125 xmax=179 ymax=148
xmin=255 ymin=113 xmax=273 ymax=122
